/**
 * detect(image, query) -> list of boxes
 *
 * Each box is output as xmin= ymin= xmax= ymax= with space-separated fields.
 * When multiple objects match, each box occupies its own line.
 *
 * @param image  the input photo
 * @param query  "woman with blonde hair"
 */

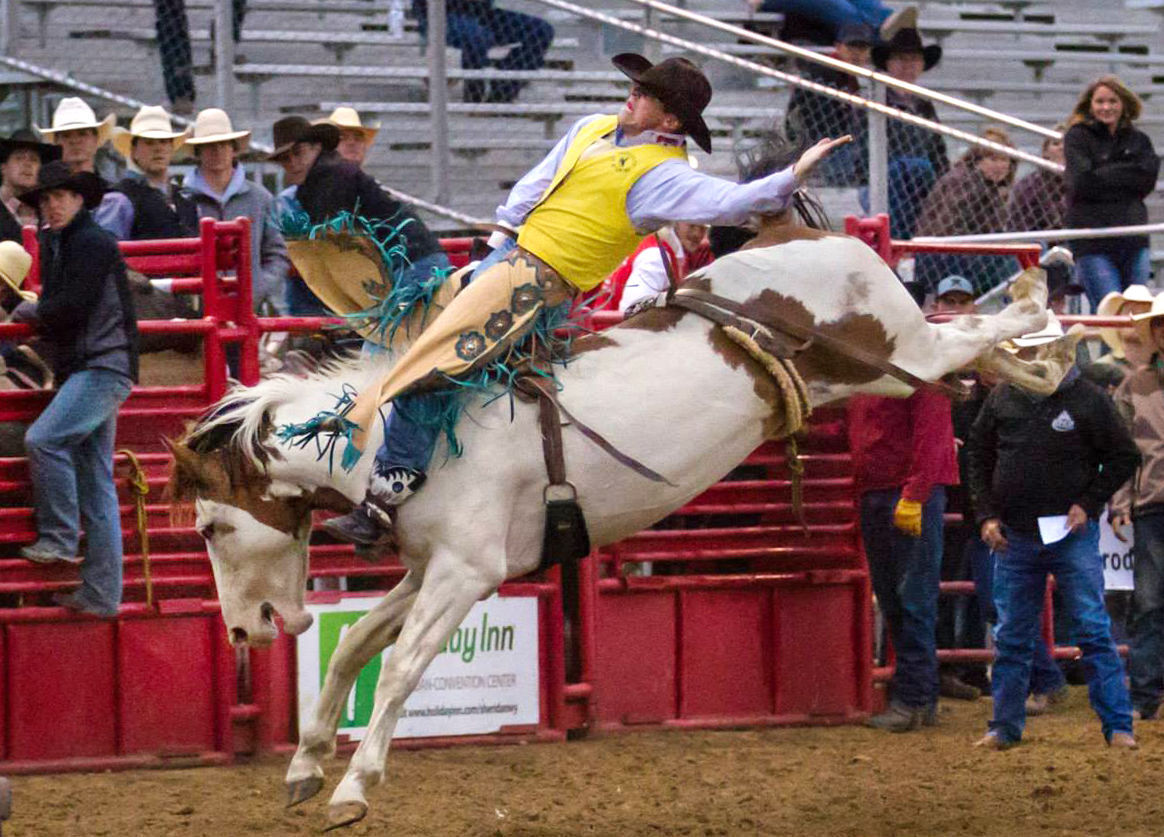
xmin=1064 ymin=76 xmax=1160 ymax=309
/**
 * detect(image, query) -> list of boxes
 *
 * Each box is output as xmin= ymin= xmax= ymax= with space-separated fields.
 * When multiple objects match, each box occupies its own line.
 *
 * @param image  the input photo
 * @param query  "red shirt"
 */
xmin=847 ymin=389 xmax=960 ymax=502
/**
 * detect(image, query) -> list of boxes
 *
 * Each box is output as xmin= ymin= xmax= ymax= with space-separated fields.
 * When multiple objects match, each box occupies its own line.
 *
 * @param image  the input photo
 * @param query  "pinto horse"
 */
xmin=168 ymin=225 xmax=1052 ymax=829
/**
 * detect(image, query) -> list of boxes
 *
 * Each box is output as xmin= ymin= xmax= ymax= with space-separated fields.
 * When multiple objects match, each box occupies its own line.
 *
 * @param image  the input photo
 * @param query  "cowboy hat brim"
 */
xmin=111 ymin=125 xmax=190 ymax=161
xmin=185 ymin=129 xmax=251 ymax=148
xmin=36 ymin=113 xmax=116 ymax=147
xmin=1097 ymin=291 xmax=1152 ymax=359
xmin=18 ymin=169 xmax=106 ymax=211
xmin=872 ymin=43 xmax=942 ymax=71
xmin=0 ymin=265 xmax=36 ymax=302
xmin=313 ymin=116 xmax=380 ymax=142
xmin=612 ymin=53 xmax=713 ymax=153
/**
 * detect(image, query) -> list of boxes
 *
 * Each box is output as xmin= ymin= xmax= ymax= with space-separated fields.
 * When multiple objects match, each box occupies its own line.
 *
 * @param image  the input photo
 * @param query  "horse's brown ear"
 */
xmin=165 ymin=438 xmax=214 ymax=494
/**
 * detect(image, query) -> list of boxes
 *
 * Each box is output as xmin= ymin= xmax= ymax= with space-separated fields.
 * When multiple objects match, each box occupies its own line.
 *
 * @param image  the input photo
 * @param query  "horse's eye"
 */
xmin=198 ymin=523 xmax=216 ymax=541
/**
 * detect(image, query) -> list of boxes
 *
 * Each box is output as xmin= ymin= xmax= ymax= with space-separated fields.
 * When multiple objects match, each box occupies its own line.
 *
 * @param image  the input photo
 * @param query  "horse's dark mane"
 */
xmin=734 ymin=133 xmax=832 ymax=232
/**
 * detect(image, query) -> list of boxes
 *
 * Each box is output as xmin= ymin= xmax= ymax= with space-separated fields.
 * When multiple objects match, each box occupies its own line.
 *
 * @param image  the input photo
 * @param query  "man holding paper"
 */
xmin=966 ymin=314 xmax=1140 ymax=749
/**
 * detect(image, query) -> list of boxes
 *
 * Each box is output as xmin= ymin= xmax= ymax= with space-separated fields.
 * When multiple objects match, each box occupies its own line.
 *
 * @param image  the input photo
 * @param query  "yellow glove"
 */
xmin=893 ymin=498 xmax=923 ymax=537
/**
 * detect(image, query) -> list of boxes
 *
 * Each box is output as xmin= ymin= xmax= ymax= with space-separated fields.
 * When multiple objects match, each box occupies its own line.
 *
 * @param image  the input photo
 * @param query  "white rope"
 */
xmin=528 ymin=0 xmax=1062 ymax=172
xmin=912 ymin=223 xmax=1164 ymax=245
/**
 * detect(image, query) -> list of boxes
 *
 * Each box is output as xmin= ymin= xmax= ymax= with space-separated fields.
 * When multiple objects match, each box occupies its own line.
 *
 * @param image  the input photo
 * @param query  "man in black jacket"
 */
xmin=0 ymin=129 xmax=59 ymax=243
xmin=17 ymin=161 xmax=138 ymax=618
xmin=966 ymin=315 xmax=1139 ymax=749
xmin=111 ymin=105 xmax=198 ymax=241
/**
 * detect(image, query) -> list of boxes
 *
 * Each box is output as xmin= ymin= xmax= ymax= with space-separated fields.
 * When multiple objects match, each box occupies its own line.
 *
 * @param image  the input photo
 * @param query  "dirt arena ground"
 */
xmin=11 ymin=688 xmax=1162 ymax=837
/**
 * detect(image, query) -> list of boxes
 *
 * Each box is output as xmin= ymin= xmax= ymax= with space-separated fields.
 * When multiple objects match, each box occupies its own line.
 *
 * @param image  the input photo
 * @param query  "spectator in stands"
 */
xmin=36 ymin=98 xmax=134 ymax=240
xmin=0 ymin=129 xmax=60 ymax=243
xmin=968 ymin=313 xmax=1139 ymax=749
xmin=1006 ymin=127 xmax=1067 ymax=234
xmin=849 ymin=382 xmax=959 ymax=731
xmin=870 ymin=28 xmax=948 ymax=239
xmin=1064 ymin=76 xmax=1160 ymax=310
xmin=783 ymin=22 xmax=872 ymax=187
xmin=605 ymin=221 xmax=710 ymax=314
xmin=316 ymin=107 xmax=379 ymax=168
xmin=111 ymin=105 xmax=198 ymax=241
xmin=152 ymin=0 xmax=247 ymax=115
xmin=915 ymin=127 xmax=1017 ymax=293
xmin=412 ymin=0 xmax=554 ymax=103
xmin=273 ymin=115 xmax=449 ymax=298
xmin=17 ymin=162 xmax=138 ymax=618
xmin=749 ymin=0 xmax=915 ymax=43
xmin=183 ymin=108 xmax=288 ymax=315
xmin=1111 ymin=295 xmax=1164 ymax=721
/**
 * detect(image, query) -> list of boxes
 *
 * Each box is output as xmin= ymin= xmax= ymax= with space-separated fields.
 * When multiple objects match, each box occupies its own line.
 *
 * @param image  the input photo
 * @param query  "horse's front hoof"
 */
xmin=286 ymin=775 xmax=324 ymax=808
xmin=324 ymin=800 xmax=368 ymax=831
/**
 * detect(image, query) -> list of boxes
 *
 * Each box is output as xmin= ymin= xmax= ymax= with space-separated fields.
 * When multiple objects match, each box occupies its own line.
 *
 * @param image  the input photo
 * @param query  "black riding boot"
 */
xmin=321 ymin=466 xmax=426 ymax=546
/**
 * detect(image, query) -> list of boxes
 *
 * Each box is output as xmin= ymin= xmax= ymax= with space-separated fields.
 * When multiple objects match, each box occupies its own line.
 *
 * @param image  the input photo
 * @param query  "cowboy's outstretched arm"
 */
xmin=627 ymin=135 xmax=852 ymax=230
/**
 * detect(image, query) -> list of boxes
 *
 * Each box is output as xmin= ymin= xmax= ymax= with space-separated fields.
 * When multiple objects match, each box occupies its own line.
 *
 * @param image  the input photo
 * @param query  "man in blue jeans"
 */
xmin=967 ymin=317 xmax=1139 ymax=749
xmin=17 ymin=161 xmax=138 ymax=618
xmin=849 ymin=387 xmax=959 ymax=731
xmin=412 ymin=0 xmax=554 ymax=104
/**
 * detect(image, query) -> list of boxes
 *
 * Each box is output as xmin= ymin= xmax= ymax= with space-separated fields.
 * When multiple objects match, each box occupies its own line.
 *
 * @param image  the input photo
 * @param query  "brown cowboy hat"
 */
xmin=18 ymin=160 xmax=106 ymax=210
xmin=872 ymin=27 xmax=942 ymax=72
xmin=267 ymin=116 xmax=341 ymax=161
xmin=611 ymin=53 xmax=713 ymax=153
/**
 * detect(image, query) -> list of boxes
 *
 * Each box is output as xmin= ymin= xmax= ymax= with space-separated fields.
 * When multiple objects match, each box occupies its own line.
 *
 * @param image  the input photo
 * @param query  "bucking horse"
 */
xmin=167 ymin=219 xmax=1062 ymax=828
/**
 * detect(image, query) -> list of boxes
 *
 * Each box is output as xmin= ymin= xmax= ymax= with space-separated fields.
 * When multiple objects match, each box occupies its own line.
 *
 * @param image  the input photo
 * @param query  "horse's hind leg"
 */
xmin=285 ymin=570 xmax=421 ymax=807
xmin=325 ymin=551 xmax=503 ymax=829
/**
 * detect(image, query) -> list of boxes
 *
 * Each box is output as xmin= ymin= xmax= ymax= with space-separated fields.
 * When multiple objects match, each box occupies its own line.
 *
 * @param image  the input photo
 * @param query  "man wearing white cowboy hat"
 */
xmin=0 ymin=129 xmax=60 ymax=243
xmin=315 ymin=106 xmax=378 ymax=168
xmin=1095 ymin=285 xmax=1155 ymax=373
xmin=111 ymin=105 xmax=197 ymax=241
xmin=1110 ymin=292 xmax=1164 ymax=722
xmin=967 ymin=310 xmax=1139 ymax=750
xmin=16 ymin=159 xmax=139 ymax=618
xmin=182 ymin=108 xmax=288 ymax=315
xmin=36 ymin=97 xmax=134 ymax=239
xmin=321 ymin=51 xmax=851 ymax=546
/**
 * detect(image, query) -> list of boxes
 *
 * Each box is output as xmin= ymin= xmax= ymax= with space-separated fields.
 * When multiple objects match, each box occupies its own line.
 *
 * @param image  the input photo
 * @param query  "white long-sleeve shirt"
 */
xmin=618 ymin=226 xmax=684 ymax=314
xmin=495 ymin=114 xmax=798 ymax=234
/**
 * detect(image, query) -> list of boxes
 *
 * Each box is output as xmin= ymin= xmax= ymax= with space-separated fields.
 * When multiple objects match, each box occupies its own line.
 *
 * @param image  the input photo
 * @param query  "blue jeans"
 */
xmin=25 ymin=369 xmax=133 ymax=612
xmin=1075 ymin=248 xmax=1151 ymax=310
xmin=989 ymin=523 xmax=1132 ymax=743
xmin=970 ymin=536 xmax=1066 ymax=694
xmin=759 ymin=0 xmax=891 ymax=33
xmin=1129 ymin=513 xmax=1164 ymax=714
xmin=861 ymin=487 xmax=945 ymax=709
xmin=372 ymin=251 xmax=454 ymax=475
xmin=859 ymin=156 xmax=937 ymax=240
xmin=445 ymin=8 xmax=553 ymax=100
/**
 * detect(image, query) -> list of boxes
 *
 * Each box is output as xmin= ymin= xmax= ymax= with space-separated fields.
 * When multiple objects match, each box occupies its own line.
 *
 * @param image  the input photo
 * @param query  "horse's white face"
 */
xmin=196 ymin=497 xmax=314 ymax=648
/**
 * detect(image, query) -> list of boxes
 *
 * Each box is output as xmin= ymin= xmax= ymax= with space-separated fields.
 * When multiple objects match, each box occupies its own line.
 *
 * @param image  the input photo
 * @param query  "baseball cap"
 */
xmin=936 ymin=275 xmax=975 ymax=300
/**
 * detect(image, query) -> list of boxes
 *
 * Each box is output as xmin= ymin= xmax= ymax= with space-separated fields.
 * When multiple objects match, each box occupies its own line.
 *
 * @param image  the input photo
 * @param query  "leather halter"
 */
xmin=668 ymin=288 xmax=967 ymax=400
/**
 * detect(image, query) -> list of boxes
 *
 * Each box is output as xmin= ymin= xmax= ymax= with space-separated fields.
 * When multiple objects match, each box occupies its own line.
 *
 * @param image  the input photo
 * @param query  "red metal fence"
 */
xmin=0 ymin=216 xmax=1113 ymax=771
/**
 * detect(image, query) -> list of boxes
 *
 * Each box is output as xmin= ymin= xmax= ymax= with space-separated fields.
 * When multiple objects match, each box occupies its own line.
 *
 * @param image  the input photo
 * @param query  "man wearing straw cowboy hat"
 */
xmin=968 ymin=311 xmax=1139 ymax=749
xmin=321 ymin=52 xmax=850 ymax=545
xmin=0 ymin=129 xmax=60 ymax=243
xmin=16 ymin=160 xmax=138 ymax=618
xmin=182 ymin=107 xmax=288 ymax=315
xmin=1110 ymin=292 xmax=1164 ymax=722
xmin=111 ymin=105 xmax=197 ymax=241
xmin=36 ymin=97 xmax=133 ymax=240
xmin=315 ymin=106 xmax=379 ymax=169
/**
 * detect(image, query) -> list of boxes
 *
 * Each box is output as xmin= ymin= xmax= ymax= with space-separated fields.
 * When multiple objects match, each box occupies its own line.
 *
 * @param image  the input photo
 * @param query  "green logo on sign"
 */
xmin=319 ymin=611 xmax=379 ymax=728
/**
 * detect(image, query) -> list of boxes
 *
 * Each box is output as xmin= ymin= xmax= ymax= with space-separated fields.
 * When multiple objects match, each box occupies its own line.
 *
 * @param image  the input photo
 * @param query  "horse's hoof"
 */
xmin=286 ymin=776 xmax=324 ymax=808
xmin=323 ymin=801 xmax=368 ymax=831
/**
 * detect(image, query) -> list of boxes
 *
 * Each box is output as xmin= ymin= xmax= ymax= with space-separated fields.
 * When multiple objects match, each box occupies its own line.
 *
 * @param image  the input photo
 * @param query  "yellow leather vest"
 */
xmin=516 ymin=115 xmax=688 ymax=292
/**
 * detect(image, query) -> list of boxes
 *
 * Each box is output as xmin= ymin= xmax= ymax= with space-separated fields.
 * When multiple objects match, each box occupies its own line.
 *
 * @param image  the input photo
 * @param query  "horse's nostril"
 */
xmin=230 ymin=627 xmax=248 ymax=645
xmin=260 ymin=602 xmax=275 ymax=622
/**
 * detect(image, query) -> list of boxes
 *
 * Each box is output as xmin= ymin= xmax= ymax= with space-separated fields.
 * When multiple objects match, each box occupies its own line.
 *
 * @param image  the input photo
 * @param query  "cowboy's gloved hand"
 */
xmin=793 ymin=135 xmax=854 ymax=182
xmin=893 ymin=498 xmax=923 ymax=537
